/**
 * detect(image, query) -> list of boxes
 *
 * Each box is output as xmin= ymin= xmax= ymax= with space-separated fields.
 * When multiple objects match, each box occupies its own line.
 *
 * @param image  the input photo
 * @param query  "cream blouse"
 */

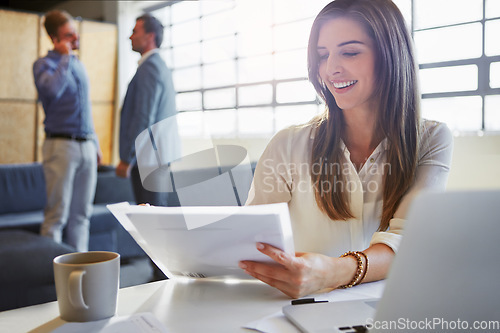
xmin=246 ymin=119 xmax=453 ymax=256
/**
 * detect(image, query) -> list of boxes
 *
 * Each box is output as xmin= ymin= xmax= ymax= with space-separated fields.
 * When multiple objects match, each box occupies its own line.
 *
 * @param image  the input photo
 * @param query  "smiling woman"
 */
xmin=241 ymin=0 xmax=454 ymax=299
xmin=316 ymin=18 xmax=377 ymax=114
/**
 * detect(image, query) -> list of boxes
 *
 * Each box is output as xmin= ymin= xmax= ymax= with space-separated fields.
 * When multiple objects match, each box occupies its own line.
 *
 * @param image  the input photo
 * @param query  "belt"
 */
xmin=46 ymin=133 xmax=92 ymax=142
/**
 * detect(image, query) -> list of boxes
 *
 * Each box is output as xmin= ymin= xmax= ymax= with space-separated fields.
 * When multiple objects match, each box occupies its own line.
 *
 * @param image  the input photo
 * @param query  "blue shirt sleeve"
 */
xmin=33 ymin=54 xmax=72 ymax=102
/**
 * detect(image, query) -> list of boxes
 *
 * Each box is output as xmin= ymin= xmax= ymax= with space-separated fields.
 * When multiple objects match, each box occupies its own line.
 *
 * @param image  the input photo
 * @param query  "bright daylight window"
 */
xmin=148 ymin=0 xmax=500 ymax=137
xmin=413 ymin=0 xmax=500 ymax=132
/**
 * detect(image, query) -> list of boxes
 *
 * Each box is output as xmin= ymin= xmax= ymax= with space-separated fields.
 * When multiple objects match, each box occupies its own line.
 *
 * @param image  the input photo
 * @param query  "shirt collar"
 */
xmin=308 ymin=123 xmax=389 ymax=153
xmin=340 ymin=138 xmax=389 ymax=159
xmin=48 ymin=50 xmax=75 ymax=59
xmin=138 ymin=48 xmax=158 ymax=67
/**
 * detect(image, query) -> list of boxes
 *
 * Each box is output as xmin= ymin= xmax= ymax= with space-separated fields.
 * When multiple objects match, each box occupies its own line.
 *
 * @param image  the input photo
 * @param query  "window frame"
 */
xmin=143 ymin=0 xmax=500 ymax=135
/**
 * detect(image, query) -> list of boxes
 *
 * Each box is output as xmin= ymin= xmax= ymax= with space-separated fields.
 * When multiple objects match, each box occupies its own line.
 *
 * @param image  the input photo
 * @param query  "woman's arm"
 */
xmin=239 ymin=242 xmax=393 ymax=299
xmin=370 ymin=121 xmax=454 ymax=251
xmin=240 ymin=122 xmax=453 ymax=298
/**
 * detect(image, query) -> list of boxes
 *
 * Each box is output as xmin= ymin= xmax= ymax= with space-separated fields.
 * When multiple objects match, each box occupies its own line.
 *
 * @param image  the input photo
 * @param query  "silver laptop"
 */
xmin=283 ymin=190 xmax=500 ymax=333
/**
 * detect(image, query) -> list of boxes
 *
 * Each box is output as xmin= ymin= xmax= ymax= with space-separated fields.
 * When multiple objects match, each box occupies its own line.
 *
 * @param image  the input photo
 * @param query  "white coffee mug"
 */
xmin=53 ymin=251 xmax=120 ymax=322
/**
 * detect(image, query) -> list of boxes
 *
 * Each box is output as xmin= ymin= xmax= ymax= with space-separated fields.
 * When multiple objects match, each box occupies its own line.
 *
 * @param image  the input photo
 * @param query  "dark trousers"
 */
xmin=130 ymin=165 xmax=169 ymax=206
xmin=130 ymin=164 xmax=168 ymax=281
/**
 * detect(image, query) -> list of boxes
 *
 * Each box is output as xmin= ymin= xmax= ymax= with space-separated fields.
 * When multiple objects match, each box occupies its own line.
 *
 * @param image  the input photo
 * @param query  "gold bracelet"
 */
xmin=357 ymin=251 xmax=369 ymax=285
xmin=338 ymin=251 xmax=368 ymax=288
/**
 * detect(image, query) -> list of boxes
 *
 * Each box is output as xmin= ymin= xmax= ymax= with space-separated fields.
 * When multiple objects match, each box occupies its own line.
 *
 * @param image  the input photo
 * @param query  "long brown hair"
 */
xmin=307 ymin=0 xmax=421 ymax=231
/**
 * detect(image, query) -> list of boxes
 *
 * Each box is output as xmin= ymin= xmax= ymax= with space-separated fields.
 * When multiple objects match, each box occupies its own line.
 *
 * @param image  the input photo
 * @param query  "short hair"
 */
xmin=137 ymin=14 xmax=164 ymax=48
xmin=43 ymin=10 xmax=73 ymax=37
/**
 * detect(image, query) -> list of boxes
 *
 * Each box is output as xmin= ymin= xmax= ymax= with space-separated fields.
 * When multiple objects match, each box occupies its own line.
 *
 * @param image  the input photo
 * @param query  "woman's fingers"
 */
xmin=238 ymin=243 xmax=312 ymax=298
xmin=239 ymin=243 xmax=339 ymax=298
xmin=239 ymin=260 xmax=305 ymax=298
xmin=240 ymin=242 xmax=296 ymax=280
xmin=256 ymin=242 xmax=294 ymax=267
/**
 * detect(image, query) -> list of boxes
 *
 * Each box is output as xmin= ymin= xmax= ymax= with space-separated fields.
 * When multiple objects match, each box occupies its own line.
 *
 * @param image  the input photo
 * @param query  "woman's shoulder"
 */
xmin=258 ymin=122 xmax=315 ymax=164
xmin=418 ymin=119 xmax=454 ymax=162
xmin=420 ymin=119 xmax=453 ymax=145
xmin=267 ymin=122 xmax=315 ymax=147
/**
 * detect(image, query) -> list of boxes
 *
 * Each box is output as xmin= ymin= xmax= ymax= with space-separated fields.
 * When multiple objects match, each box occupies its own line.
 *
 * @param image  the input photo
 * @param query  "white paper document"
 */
xmin=51 ymin=312 xmax=168 ymax=333
xmin=107 ymin=202 xmax=294 ymax=279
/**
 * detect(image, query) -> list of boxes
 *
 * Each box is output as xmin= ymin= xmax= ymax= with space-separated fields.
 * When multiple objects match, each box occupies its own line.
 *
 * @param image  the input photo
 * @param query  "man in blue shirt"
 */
xmin=33 ymin=10 xmax=101 ymax=252
xmin=116 ymin=14 xmax=177 ymax=206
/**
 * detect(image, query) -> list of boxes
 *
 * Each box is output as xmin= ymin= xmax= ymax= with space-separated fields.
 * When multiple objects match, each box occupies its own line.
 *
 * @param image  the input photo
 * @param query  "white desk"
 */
xmin=0 ymin=278 xmax=385 ymax=333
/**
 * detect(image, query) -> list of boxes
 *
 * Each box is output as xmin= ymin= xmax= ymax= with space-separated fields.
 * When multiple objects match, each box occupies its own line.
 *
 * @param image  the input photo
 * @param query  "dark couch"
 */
xmin=0 ymin=160 xmax=256 ymax=311
xmin=0 ymin=163 xmax=146 ymax=311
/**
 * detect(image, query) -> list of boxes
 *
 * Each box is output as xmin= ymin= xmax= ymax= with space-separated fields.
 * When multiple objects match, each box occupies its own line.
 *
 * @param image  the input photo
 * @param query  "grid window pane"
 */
xmin=172 ymin=43 xmax=200 ymax=68
xmin=421 ymin=96 xmax=483 ymax=131
xmin=237 ymin=29 xmax=273 ymax=58
xmin=273 ymin=0 xmax=330 ymax=24
xmin=238 ymin=108 xmax=274 ymax=135
xmin=171 ymin=1 xmax=200 ymax=24
xmin=177 ymin=111 xmax=204 ymax=138
xmin=419 ymin=65 xmax=478 ymax=94
xmin=276 ymin=80 xmax=317 ymax=104
xmin=173 ymin=67 xmax=201 ymax=91
xmin=201 ymin=11 xmax=235 ymax=40
xmin=171 ymin=20 xmax=200 ymax=46
xmin=274 ymin=19 xmax=312 ymax=52
xmin=485 ymin=95 xmax=500 ymax=131
xmin=200 ymin=0 xmax=234 ymax=16
xmin=238 ymin=55 xmax=274 ymax=84
xmin=202 ymin=36 xmax=235 ymax=64
xmin=485 ymin=20 xmax=500 ymax=56
xmin=176 ymin=92 xmax=202 ymax=112
xmin=414 ymin=23 xmax=482 ymax=64
xmin=486 ymin=0 xmax=500 ymax=19
xmin=204 ymin=88 xmax=236 ymax=109
xmin=154 ymin=6 xmax=171 ymax=27
xmin=491 ymin=62 xmax=500 ymax=88
xmin=239 ymin=84 xmax=273 ymax=106
xmin=154 ymin=0 xmax=496 ymax=136
xmin=235 ymin=0 xmax=272 ymax=33
xmin=275 ymin=104 xmax=319 ymax=131
xmin=414 ymin=0 xmax=482 ymax=30
xmin=205 ymin=109 xmax=237 ymax=137
xmin=274 ymin=49 xmax=308 ymax=80
xmin=392 ymin=0 xmax=412 ymax=27
xmin=203 ymin=61 xmax=236 ymax=88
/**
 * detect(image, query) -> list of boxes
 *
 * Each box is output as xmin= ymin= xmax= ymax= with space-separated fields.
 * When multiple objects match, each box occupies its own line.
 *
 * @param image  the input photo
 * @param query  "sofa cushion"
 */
xmin=0 ymin=210 xmax=44 ymax=229
xmin=0 ymin=230 xmax=74 ymax=311
xmin=0 ymin=230 xmax=74 ymax=284
xmin=0 ymin=163 xmax=46 ymax=215
xmin=88 ymin=204 xmax=119 ymax=252
xmin=94 ymin=167 xmax=135 ymax=204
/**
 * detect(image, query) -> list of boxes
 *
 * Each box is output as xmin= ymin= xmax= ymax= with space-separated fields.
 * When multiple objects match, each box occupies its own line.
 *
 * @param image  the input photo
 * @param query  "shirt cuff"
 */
xmin=369 ymin=218 xmax=405 ymax=252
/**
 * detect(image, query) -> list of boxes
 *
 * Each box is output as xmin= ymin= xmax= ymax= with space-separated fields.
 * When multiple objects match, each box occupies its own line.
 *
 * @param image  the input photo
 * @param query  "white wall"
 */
xmin=447 ymin=134 xmax=500 ymax=190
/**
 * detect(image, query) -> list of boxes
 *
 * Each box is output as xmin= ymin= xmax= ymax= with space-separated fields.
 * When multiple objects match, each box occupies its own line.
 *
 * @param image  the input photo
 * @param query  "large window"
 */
xmin=412 ymin=0 xmax=500 ymax=133
xmin=151 ymin=0 xmax=329 ymax=138
xmin=149 ymin=0 xmax=500 ymax=137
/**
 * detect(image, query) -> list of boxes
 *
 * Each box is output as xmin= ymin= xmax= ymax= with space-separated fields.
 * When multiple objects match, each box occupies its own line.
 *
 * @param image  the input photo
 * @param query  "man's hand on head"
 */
xmin=53 ymin=38 xmax=72 ymax=55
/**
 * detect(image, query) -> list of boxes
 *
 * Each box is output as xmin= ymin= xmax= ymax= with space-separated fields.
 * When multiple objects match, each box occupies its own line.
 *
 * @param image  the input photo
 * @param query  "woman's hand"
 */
xmin=239 ymin=243 xmax=344 ymax=299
